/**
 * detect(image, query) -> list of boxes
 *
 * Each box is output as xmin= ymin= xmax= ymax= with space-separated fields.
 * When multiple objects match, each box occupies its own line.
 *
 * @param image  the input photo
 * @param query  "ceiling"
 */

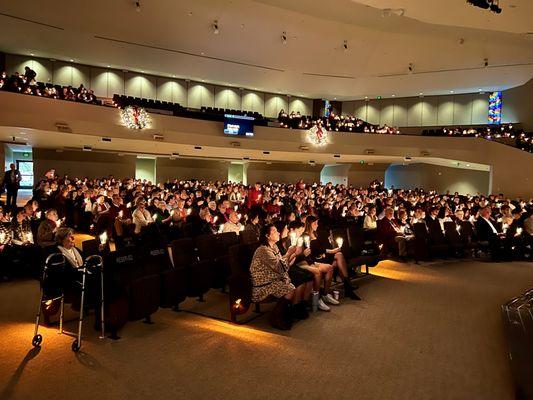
xmin=1 ymin=0 xmax=532 ymax=99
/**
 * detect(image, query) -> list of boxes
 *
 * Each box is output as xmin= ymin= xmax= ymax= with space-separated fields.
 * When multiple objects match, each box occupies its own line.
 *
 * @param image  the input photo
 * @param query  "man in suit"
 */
xmin=2 ymin=163 xmax=22 ymax=210
xmin=378 ymin=207 xmax=408 ymax=260
xmin=425 ymin=206 xmax=446 ymax=245
xmin=475 ymin=206 xmax=506 ymax=260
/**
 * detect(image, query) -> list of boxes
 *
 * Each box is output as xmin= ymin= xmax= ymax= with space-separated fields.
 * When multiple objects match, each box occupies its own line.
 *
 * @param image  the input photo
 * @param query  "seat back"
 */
xmin=240 ymin=229 xmax=258 ymax=245
xmin=219 ymin=232 xmax=239 ymax=248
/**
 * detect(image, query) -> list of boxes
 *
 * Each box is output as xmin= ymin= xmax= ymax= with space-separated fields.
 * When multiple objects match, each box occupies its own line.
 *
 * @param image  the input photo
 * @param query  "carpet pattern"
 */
xmin=1 ymin=259 xmax=531 ymax=400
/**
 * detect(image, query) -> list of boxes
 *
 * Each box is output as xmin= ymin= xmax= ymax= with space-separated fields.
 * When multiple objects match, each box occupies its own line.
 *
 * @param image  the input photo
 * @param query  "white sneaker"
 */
xmin=323 ymin=294 xmax=340 ymax=305
xmin=318 ymin=298 xmax=331 ymax=311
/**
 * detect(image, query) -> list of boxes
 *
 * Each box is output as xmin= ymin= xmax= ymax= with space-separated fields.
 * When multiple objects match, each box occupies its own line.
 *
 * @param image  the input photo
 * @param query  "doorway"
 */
xmin=16 ymin=160 xmax=34 ymax=189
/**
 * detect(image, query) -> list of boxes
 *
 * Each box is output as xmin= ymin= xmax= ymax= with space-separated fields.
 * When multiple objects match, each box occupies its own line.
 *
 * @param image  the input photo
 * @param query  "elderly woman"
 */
xmin=132 ymin=201 xmax=153 ymax=234
xmin=56 ymin=227 xmax=83 ymax=269
xmin=250 ymin=224 xmax=307 ymax=330
xmin=37 ymin=209 xmax=59 ymax=248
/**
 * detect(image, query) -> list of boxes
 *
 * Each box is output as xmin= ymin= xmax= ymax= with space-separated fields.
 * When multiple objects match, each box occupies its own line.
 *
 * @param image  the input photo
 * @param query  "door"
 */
xmin=16 ymin=160 xmax=34 ymax=189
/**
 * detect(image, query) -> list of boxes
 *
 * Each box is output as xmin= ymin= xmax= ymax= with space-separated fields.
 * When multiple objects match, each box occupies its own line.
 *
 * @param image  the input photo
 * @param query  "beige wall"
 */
xmin=32 ymin=148 xmax=136 ymax=180
xmin=385 ymin=163 xmax=490 ymax=195
xmin=348 ymin=163 xmax=388 ymax=187
xmin=247 ymin=163 xmax=322 ymax=184
xmin=343 ymin=93 xmax=490 ymax=127
xmin=156 ymin=158 xmax=228 ymax=183
xmin=5 ymin=54 xmax=311 ymax=118
xmin=502 ymin=78 xmax=533 ymax=130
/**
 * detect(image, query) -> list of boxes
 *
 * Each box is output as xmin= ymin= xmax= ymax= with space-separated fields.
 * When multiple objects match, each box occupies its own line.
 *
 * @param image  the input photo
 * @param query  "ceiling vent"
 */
xmin=230 ymin=141 xmax=241 ymax=147
xmin=262 ymin=151 xmax=270 ymax=155
xmin=333 ymin=154 xmax=341 ymax=158
xmin=153 ymin=134 xmax=164 ymax=141
xmin=364 ymin=149 xmax=375 ymax=155
xmin=404 ymin=156 xmax=412 ymax=162
xmin=194 ymin=146 xmax=202 ymax=150
xmin=299 ymin=145 xmax=310 ymax=151
xmin=82 ymin=146 xmax=92 ymax=152
xmin=55 ymin=122 xmax=72 ymax=133
xmin=101 ymin=137 xmax=112 ymax=142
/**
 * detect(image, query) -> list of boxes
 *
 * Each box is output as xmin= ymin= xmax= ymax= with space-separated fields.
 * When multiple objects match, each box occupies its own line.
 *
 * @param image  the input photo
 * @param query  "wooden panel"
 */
xmin=437 ymin=97 xmax=454 ymax=126
xmin=242 ymin=90 xmax=255 ymax=112
xmin=140 ymin=75 xmax=156 ymax=99
xmin=253 ymin=91 xmax=265 ymax=114
xmin=407 ymin=98 xmax=422 ymax=126
xmin=30 ymin=59 xmax=52 ymax=83
xmin=125 ymin=72 xmax=142 ymax=98
xmin=187 ymin=83 xmax=203 ymax=109
xmin=72 ymin=65 xmax=90 ymax=89
xmin=471 ymin=94 xmax=488 ymax=125
xmin=107 ymin=70 xmax=124 ymax=97
xmin=90 ymin=68 xmax=108 ymax=98
xmin=227 ymin=88 xmax=241 ymax=110
xmin=421 ymin=96 xmax=438 ymax=126
xmin=53 ymin=63 xmax=72 ymax=87
xmin=265 ymin=94 xmax=280 ymax=118
xmin=171 ymin=80 xmax=188 ymax=105
xmin=366 ymin=101 xmax=380 ymax=125
xmin=393 ymin=98 xmax=408 ymax=127
xmin=156 ymin=78 xmax=173 ymax=102
xmin=380 ymin=99 xmax=394 ymax=126
xmin=200 ymin=84 xmax=215 ymax=108
xmin=453 ymin=94 xmax=472 ymax=125
xmin=214 ymin=86 xmax=228 ymax=109
xmin=354 ymin=101 xmax=367 ymax=121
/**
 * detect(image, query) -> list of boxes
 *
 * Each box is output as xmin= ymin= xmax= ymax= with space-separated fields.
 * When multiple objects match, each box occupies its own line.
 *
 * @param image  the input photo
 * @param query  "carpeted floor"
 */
xmin=0 ymin=259 xmax=531 ymax=400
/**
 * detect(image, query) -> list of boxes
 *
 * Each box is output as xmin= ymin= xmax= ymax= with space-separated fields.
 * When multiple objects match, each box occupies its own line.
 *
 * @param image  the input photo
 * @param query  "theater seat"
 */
xmin=228 ymin=243 xmax=259 ymax=322
xmin=170 ymin=238 xmax=212 ymax=299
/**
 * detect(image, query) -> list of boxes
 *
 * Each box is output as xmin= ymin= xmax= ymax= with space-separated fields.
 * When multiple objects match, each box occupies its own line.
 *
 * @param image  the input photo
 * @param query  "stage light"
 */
xmin=343 ymin=40 xmax=348 ymax=51
xmin=408 ymin=63 xmax=413 ymax=73
xmin=135 ymin=1 xmax=141 ymax=12
xmin=281 ymin=31 xmax=287 ymax=44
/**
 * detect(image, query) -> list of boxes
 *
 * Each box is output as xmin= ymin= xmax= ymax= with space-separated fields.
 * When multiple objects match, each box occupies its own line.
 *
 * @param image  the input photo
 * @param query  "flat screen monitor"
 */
xmin=223 ymin=114 xmax=254 ymax=137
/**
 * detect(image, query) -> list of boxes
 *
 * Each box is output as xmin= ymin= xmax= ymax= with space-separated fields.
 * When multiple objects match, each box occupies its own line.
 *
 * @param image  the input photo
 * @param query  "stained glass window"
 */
xmin=488 ymin=91 xmax=502 ymax=125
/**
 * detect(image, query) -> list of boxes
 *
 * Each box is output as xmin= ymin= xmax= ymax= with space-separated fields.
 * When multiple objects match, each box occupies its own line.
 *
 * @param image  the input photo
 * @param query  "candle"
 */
xmin=515 ymin=228 xmax=523 ymax=237
xmin=186 ymin=208 xmax=192 ymax=216
xmin=218 ymin=224 xmax=224 ymax=233
xmin=0 ymin=232 xmax=6 ymax=244
xmin=213 ymin=216 xmax=218 ymax=224
xmin=303 ymin=235 xmax=310 ymax=248
xmin=118 ymin=210 xmax=124 ymax=218
xmin=26 ymin=232 xmax=33 ymax=243
xmin=127 ymin=202 xmax=132 ymax=208
xmin=36 ymin=211 xmax=42 ymax=219
xmin=152 ymin=213 xmax=158 ymax=221
xmin=239 ymin=225 xmax=244 ymax=232
xmin=99 ymin=231 xmax=107 ymax=245
xmin=297 ymin=237 xmax=303 ymax=247
xmin=289 ymin=232 xmax=297 ymax=247
xmin=237 ymin=213 xmax=241 ymax=220
xmin=456 ymin=225 xmax=461 ymax=233
xmin=336 ymin=237 xmax=343 ymax=248
xmin=502 ymin=223 xmax=508 ymax=234
xmin=234 ymin=205 xmax=238 ymax=211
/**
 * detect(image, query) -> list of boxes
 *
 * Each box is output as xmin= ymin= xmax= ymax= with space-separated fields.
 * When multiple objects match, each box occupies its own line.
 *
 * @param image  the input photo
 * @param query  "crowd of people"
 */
xmin=1 ymin=168 xmax=532 ymax=328
xmin=0 ymin=68 xmax=100 ymax=105
xmin=422 ymin=124 xmax=533 ymax=153
xmin=277 ymin=109 xmax=401 ymax=134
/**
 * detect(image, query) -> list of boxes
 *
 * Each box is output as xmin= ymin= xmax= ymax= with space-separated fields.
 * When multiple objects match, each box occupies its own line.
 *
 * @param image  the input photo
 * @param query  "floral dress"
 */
xmin=250 ymin=244 xmax=295 ymax=302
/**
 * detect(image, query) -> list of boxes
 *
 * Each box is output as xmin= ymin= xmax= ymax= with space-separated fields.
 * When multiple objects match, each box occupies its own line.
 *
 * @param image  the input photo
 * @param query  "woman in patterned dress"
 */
xmin=250 ymin=224 xmax=307 ymax=330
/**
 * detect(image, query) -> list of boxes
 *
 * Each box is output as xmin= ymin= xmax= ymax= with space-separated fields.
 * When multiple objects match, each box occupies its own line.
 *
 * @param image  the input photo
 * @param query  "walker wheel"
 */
xmin=32 ymin=334 xmax=42 ymax=347
xmin=71 ymin=339 xmax=80 ymax=352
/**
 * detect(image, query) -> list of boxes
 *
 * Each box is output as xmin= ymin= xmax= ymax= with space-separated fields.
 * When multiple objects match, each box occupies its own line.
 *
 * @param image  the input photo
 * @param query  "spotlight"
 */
xmin=343 ymin=40 xmax=348 ymax=51
xmin=483 ymin=58 xmax=489 ymax=68
xmin=135 ymin=1 xmax=141 ymax=12
xmin=212 ymin=20 xmax=219 ymax=34
xmin=281 ymin=31 xmax=287 ymax=44
xmin=408 ymin=63 xmax=413 ymax=73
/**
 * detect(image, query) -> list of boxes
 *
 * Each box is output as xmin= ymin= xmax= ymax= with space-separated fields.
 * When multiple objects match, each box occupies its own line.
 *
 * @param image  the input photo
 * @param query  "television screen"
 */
xmin=224 ymin=114 xmax=254 ymax=137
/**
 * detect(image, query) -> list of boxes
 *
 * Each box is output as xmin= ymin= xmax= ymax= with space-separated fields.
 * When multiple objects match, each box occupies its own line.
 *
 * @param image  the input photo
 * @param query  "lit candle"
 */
xmin=237 ymin=213 xmax=241 ymax=220
xmin=456 ymin=225 xmax=461 ymax=233
xmin=239 ymin=225 xmax=244 ymax=232
xmin=213 ymin=216 xmax=218 ymax=224
xmin=127 ymin=202 xmax=132 ymax=208
xmin=118 ymin=210 xmax=124 ymax=218
xmin=218 ymin=224 xmax=224 ymax=233
xmin=289 ymin=232 xmax=297 ymax=247
xmin=0 ymin=232 xmax=6 ymax=244
xmin=303 ymin=235 xmax=310 ymax=248
xmin=297 ymin=237 xmax=303 ymax=247
xmin=502 ymin=223 xmax=508 ymax=234
xmin=336 ymin=237 xmax=343 ymax=248
xmin=99 ymin=231 xmax=107 ymax=245
xmin=36 ymin=211 xmax=42 ymax=219
xmin=515 ymin=228 xmax=523 ymax=237
xmin=26 ymin=232 xmax=33 ymax=243
xmin=152 ymin=213 xmax=157 ymax=221
xmin=234 ymin=205 xmax=238 ymax=211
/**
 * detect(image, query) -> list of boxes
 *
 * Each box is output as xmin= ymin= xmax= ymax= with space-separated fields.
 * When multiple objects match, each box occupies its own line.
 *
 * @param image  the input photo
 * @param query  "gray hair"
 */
xmin=56 ymin=227 xmax=75 ymax=245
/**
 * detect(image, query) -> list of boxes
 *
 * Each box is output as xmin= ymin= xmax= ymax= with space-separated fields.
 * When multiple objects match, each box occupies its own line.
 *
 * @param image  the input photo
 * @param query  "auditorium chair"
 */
xmin=239 ymin=229 xmax=258 ymax=245
xmin=218 ymin=231 xmax=239 ymax=249
xmin=81 ymin=238 xmax=110 ymax=257
xmin=170 ymin=238 xmax=212 ymax=301
xmin=227 ymin=242 xmax=263 ymax=323
xmin=346 ymin=225 xmax=381 ymax=274
xmin=412 ymin=223 xmax=449 ymax=261
xmin=104 ymin=246 xmax=160 ymax=330
xmin=443 ymin=221 xmax=464 ymax=257
xmin=195 ymin=234 xmax=231 ymax=290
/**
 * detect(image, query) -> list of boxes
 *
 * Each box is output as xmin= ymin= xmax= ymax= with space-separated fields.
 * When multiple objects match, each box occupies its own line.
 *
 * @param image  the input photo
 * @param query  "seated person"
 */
xmin=221 ymin=211 xmax=243 ymax=235
xmin=37 ymin=209 xmax=59 ymax=248
xmin=243 ymin=210 xmax=261 ymax=242
xmin=250 ymin=224 xmax=307 ymax=330
xmin=363 ymin=205 xmax=378 ymax=230
xmin=132 ymin=201 xmax=153 ymax=234
xmin=305 ymin=216 xmax=360 ymax=301
xmin=475 ymin=206 xmax=507 ymax=260
xmin=377 ymin=207 xmax=410 ymax=260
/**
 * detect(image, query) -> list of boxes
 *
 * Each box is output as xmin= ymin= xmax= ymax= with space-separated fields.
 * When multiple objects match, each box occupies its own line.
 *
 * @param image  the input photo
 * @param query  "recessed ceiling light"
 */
xmin=450 ymin=90 xmax=454 ymax=93
xmin=107 ymin=65 xmax=111 ymax=68
xmin=200 ymin=52 xmax=205 ymax=55
xmin=466 ymin=164 xmax=471 ymax=167
xmin=391 ymin=94 xmax=396 ymax=97
xmin=419 ymin=92 xmax=423 ymax=95
xmin=333 ymin=97 xmax=337 ymax=100
xmin=69 ymin=59 xmax=74 ymax=62
xmin=141 ymin=70 xmax=144 ymax=73
xmin=30 ymin=53 xmax=34 ymax=56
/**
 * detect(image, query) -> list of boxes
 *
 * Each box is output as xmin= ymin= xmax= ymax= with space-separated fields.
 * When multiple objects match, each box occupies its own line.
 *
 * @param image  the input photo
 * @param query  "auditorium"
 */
xmin=1 ymin=1 xmax=532 ymax=399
